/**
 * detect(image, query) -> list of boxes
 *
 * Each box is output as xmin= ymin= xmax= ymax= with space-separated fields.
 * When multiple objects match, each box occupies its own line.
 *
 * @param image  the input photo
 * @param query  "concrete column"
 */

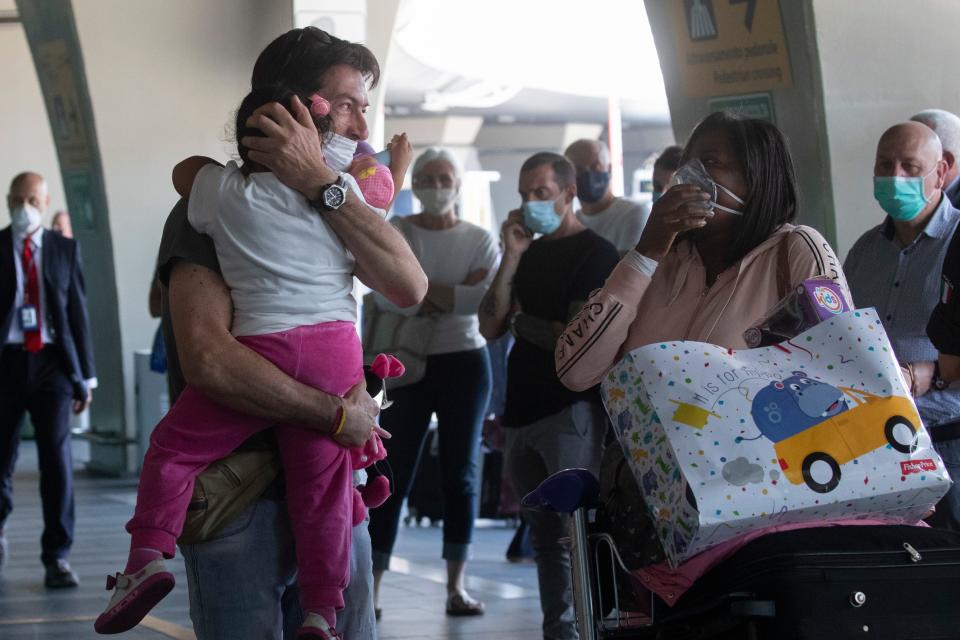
xmin=16 ymin=0 xmax=127 ymax=473
xmin=812 ymin=0 xmax=960 ymax=256
xmin=644 ymin=0 xmax=835 ymax=247
xmin=645 ymin=0 xmax=960 ymax=257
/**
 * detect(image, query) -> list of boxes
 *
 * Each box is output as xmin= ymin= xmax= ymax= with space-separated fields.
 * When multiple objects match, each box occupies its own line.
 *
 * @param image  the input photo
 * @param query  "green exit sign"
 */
xmin=706 ymin=92 xmax=776 ymax=123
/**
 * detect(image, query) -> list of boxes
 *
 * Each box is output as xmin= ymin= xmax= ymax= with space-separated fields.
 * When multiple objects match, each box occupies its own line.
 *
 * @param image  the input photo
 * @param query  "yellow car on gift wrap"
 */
xmin=751 ymin=373 xmax=921 ymax=494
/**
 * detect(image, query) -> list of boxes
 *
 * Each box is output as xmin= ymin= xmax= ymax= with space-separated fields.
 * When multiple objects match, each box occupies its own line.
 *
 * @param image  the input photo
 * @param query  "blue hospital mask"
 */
xmin=873 ymin=168 xmax=937 ymax=221
xmin=522 ymin=199 xmax=562 ymax=235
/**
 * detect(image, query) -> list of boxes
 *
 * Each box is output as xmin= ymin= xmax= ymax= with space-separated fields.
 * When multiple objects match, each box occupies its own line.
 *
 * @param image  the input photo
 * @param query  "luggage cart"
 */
xmin=526 ymin=468 xmax=960 ymax=640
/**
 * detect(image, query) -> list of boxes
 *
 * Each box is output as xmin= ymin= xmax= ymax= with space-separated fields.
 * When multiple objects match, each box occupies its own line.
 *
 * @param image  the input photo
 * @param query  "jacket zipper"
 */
xmin=682 ymin=285 xmax=711 ymax=340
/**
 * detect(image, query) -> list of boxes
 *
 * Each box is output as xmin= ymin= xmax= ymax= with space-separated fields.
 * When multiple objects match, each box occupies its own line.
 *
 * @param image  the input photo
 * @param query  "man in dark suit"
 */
xmin=0 ymin=172 xmax=95 ymax=588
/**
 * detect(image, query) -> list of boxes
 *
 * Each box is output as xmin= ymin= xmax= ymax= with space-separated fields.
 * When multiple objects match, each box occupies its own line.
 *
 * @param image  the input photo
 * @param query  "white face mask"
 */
xmin=322 ymin=131 xmax=359 ymax=173
xmin=10 ymin=204 xmax=42 ymax=236
xmin=414 ymin=188 xmax=458 ymax=216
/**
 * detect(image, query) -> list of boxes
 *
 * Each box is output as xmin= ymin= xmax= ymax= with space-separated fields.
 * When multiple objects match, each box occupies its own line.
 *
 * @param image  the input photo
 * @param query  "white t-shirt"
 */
xmin=375 ymin=216 xmax=499 ymax=355
xmin=188 ymin=162 xmax=364 ymax=337
xmin=575 ymin=196 xmax=650 ymax=254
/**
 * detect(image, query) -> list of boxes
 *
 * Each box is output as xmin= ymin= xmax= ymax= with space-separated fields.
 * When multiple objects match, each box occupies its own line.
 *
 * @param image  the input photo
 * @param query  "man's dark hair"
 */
xmin=654 ymin=145 xmax=684 ymax=172
xmin=681 ymin=111 xmax=798 ymax=266
xmin=251 ymin=26 xmax=380 ymax=92
xmin=236 ymin=28 xmax=380 ymax=167
xmin=520 ymin=152 xmax=576 ymax=189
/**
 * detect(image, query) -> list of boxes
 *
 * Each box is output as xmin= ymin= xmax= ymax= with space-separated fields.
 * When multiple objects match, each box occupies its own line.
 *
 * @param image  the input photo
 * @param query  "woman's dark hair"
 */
xmin=681 ymin=111 xmax=799 ymax=266
xmin=236 ymin=85 xmax=331 ymax=167
xmin=251 ymin=26 xmax=380 ymax=93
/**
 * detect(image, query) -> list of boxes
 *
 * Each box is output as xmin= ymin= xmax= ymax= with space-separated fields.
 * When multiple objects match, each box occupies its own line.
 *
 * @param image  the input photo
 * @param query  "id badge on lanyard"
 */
xmin=19 ymin=305 xmax=39 ymax=331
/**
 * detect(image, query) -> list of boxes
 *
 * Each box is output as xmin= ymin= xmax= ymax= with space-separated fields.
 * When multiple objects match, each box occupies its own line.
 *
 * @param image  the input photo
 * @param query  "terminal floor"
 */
xmin=0 ymin=442 xmax=544 ymax=639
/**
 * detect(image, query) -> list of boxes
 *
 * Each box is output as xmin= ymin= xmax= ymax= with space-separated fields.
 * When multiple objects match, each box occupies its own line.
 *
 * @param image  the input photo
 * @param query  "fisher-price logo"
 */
xmin=813 ymin=286 xmax=844 ymax=314
xmin=900 ymin=459 xmax=937 ymax=475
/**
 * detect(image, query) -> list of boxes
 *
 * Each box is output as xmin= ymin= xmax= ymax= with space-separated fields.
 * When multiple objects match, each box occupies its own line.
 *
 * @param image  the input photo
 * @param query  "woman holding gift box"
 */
xmin=555 ymin=111 xmax=852 ymax=567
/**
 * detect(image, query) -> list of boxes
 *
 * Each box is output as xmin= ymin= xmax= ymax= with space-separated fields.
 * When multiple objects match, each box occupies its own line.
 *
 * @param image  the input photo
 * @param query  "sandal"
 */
xmin=445 ymin=591 xmax=485 ymax=616
xmin=94 ymin=558 xmax=175 ymax=634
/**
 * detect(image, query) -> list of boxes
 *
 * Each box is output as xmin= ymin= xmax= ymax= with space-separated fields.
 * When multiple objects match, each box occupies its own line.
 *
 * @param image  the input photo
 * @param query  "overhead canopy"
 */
xmin=386 ymin=0 xmax=669 ymax=125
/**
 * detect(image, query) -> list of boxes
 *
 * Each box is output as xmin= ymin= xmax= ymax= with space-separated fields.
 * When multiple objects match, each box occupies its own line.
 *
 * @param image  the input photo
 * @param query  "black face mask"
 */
xmin=576 ymin=169 xmax=611 ymax=203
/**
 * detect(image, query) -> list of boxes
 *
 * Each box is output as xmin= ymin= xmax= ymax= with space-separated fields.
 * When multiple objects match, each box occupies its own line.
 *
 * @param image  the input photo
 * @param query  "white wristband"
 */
xmin=623 ymin=249 xmax=658 ymax=278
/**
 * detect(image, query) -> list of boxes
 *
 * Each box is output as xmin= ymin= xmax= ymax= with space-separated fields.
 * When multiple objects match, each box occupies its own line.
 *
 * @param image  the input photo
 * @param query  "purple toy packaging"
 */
xmin=744 ymin=278 xmax=849 ymax=348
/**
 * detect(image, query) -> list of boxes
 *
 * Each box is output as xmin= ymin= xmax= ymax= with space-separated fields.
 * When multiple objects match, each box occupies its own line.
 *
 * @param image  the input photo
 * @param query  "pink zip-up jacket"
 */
xmin=556 ymin=224 xmax=850 ymax=391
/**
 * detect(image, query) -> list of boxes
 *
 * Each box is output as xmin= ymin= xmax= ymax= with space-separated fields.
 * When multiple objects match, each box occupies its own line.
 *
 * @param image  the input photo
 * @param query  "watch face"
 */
xmin=323 ymin=184 xmax=346 ymax=209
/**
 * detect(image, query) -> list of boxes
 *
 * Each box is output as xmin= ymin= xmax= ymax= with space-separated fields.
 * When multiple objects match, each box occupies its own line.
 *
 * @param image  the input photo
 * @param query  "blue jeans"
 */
xmin=929 ymin=437 xmax=960 ymax=531
xmin=179 ymin=493 xmax=377 ymax=640
xmin=369 ymin=348 xmax=492 ymax=570
xmin=505 ymin=401 xmax=607 ymax=640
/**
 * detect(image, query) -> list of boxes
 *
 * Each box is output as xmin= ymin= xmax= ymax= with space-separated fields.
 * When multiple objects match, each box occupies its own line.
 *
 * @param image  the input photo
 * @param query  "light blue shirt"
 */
xmin=844 ymin=194 xmax=960 ymax=428
xmin=7 ymin=225 xmax=52 ymax=345
xmin=6 ymin=226 xmax=97 ymax=389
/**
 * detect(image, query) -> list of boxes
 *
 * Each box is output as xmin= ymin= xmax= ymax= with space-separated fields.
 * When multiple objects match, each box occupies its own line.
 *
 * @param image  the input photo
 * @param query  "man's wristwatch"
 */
xmin=310 ymin=175 xmax=348 ymax=211
xmin=933 ymin=360 xmax=949 ymax=391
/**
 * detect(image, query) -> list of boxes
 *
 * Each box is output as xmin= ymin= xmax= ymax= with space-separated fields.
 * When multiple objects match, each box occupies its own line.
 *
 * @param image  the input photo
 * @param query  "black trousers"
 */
xmin=0 ymin=345 xmax=75 ymax=564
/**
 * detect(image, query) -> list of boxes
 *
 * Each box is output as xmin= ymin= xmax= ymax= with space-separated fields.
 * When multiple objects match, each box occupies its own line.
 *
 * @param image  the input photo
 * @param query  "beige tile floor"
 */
xmin=0 ymin=442 xmax=545 ymax=639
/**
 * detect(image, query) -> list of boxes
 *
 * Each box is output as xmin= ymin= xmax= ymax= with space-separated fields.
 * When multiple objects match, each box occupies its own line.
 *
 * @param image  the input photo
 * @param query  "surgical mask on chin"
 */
xmin=322 ymin=131 xmax=358 ymax=172
xmin=666 ymin=158 xmax=745 ymax=215
xmin=414 ymin=188 xmax=458 ymax=216
xmin=522 ymin=199 xmax=562 ymax=235
xmin=576 ymin=169 xmax=611 ymax=204
xmin=10 ymin=204 xmax=42 ymax=236
xmin=651 ymin=190 xmax=663 ymax=203
xmin=873 ymin=168 xmax=936 ymax=221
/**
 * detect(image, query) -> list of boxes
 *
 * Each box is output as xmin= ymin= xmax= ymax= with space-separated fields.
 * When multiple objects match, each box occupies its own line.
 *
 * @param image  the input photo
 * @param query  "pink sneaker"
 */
xmin=296 ymin=612 xmax=343 ymax=639
xmin=94 ymin=558 xmax=175 ymax=634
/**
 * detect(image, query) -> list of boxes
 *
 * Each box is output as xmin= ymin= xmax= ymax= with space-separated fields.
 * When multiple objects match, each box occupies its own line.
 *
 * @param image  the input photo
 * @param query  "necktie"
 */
xmin=22 ymin=236 xmax=42 ymax=353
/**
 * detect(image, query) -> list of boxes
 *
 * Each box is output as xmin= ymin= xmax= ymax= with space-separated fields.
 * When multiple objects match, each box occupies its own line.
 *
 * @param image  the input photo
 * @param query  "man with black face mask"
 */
xmin=565 ymin=139 xmax=649 ymax=255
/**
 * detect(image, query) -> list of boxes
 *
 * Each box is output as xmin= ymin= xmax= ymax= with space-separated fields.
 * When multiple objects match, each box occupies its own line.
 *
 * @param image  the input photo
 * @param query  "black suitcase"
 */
xmin=479 ymin=448 xmax=504 ymax=519
xmin=646 ymin=525 xmax=960 ymax=640
xmin=405 ymin=429 xmax=444 ymax=526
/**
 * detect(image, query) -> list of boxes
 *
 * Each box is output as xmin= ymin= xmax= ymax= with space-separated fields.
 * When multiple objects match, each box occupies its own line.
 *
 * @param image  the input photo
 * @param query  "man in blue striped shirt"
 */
xmin=845 ymin=121 xmax=960 ymax=530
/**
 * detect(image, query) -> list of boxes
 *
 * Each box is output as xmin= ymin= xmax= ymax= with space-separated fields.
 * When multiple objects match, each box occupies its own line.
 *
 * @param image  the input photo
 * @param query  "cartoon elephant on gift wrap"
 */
xmin=751 ymin=371 xmax=848 ymax=443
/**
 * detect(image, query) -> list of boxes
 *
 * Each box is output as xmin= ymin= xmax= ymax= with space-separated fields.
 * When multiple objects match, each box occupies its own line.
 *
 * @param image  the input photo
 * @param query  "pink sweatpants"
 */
xmin=126 ymin=320 xmax=382 ymax=612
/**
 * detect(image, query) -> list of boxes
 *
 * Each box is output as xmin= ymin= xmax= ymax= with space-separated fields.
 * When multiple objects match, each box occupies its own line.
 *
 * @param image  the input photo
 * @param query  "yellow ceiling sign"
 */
xmin=672 ymin=0 xmax=792 ymax=97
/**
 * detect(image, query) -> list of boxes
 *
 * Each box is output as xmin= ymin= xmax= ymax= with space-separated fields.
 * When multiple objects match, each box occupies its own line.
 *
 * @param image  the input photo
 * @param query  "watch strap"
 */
xmin=312 ymin=175 xmax=347 ymax=211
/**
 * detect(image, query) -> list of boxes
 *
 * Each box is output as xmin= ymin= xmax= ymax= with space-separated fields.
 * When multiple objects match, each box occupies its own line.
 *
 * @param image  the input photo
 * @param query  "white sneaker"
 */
xmin=94 ymin=558 xmax=175 ymax=634
xmin=296 ymin=612 xmax=343 ymax=639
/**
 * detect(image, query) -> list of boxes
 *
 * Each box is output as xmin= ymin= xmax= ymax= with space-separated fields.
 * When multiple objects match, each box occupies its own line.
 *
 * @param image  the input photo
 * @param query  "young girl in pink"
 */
xmin=94 ymin=85 xmax=409 ymax=640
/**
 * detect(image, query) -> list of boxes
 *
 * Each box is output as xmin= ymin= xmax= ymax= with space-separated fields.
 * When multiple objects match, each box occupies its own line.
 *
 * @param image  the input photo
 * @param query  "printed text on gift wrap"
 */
xmin=686 ymin=364 xmax=783 ymax=407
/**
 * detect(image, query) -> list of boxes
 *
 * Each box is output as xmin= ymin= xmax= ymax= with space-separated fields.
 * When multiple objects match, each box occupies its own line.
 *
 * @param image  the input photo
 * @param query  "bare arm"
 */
xmin=479 ymin=254 xmax=521 ymax=340
xmin=511 ymin=299 xmax=583 ymax=352
xmin=385 ymin=132 xmax=412 ymax=211
xmin=167 ymin=261 xmax=381 ymax=447
xmin=148 ymin=272 xmax=162 ymax=318
xmin=241 ymin=98 xmax=426 ymax=308
xmin=480 ymin=211 xmax=529 ymax=339
xmin=941 ymin=353 xmax=960 ymax=383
